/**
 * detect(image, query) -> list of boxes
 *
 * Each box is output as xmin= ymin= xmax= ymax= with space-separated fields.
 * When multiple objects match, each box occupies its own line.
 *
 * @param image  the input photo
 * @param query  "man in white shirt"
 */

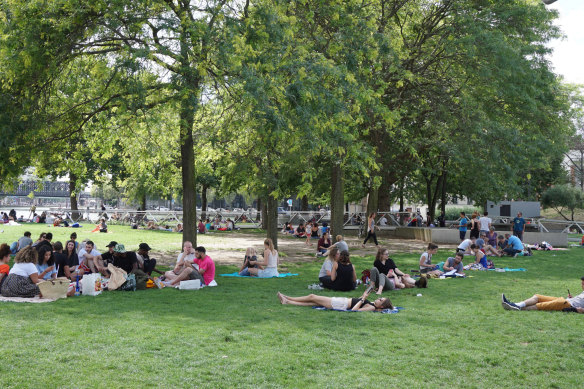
xmin=456 ymin=237 xmax=476 ymax=255
xmin=502 ymin=277 xmax=584 ymax=312
xmin=479 ymin=212 xmax=492 ymax=235
xmin=162 ymin=241 xmax=197 ymax=282
xmin=378 ymin=215 xmax=388 ymax=226
xmin=77 ymin=240 xmax=103 ymax=274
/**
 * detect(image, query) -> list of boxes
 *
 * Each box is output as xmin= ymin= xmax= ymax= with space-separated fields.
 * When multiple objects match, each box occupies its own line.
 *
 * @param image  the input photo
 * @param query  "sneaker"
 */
xmin=502 ymin=301 xmax=520 ymax=311
xmin=501 ymin=293 xmax=510 ymax=304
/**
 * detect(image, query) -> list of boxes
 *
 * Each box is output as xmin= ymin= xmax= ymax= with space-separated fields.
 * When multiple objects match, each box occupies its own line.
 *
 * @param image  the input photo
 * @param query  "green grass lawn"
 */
xmin=1 ymin=226 xmax=584 ymax=388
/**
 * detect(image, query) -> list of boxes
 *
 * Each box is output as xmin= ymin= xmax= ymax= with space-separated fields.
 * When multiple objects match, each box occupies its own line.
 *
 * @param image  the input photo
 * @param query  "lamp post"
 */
xmin=542 ymin=0 xmax=558 ymax=4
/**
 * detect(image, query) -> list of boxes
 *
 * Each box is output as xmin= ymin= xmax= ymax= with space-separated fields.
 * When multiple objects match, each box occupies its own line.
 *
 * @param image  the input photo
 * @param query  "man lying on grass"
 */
xmin=502 ymin=277 xmax=584 ymax=313
xmin=277 ymin=287 xmax=394 ymax=311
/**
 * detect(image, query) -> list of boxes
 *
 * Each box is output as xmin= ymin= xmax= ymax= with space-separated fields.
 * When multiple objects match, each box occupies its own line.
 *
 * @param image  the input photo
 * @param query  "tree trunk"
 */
xmin=266 ymin=194 xmax=278 ymax=249
xmin=180 ymin=95 xmax=197 ymax=246
xmin=256 ymin=197 xmax=262 ymax=223
xmin=140 ymin=192 xmax=146 ymax=212
xmin=201 ymin=183 xmax=208 ymax=221
xmin=378 ymin=173 xmax=391 ymax=211
xmin=69 ymin=172 xmax=80 ymax=221
xmin=330 ymin=162 xmax=344 ymax=237
xmin=261 ymin=198 xmax=268 ymax=229
xmin=366 ymin=182 xmax=379 ymax=216
xmin=301 ymin=195 xmax=308 ymax=211
xmin=440 ymin=171 xmax=447 ymax=215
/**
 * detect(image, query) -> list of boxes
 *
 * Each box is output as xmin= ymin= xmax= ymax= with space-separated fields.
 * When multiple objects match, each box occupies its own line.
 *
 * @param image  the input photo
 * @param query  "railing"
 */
xmin=36 ymin=208 xmax=584 ymax=234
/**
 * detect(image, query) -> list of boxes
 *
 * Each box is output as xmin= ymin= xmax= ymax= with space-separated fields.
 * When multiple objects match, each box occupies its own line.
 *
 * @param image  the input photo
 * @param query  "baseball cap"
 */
xmin=114 ymin=243 xmax=125 ymax=253
xmin=106 ymin=241 xmax=118 ymax=248
xmin=139 ymin=243 xmax=151 ymax=251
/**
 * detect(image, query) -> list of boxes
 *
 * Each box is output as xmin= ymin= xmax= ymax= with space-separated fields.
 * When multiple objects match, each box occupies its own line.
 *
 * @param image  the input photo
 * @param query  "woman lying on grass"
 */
xmin=277 ymin=287 xmax=393 ymax=311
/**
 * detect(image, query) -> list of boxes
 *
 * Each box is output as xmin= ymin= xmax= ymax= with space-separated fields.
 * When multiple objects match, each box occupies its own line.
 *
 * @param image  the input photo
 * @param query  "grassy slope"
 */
xmin=1 ymin=226 xmax=584 ymax=388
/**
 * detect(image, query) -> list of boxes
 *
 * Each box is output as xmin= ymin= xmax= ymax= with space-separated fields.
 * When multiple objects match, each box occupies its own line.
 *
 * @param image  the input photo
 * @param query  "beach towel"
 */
xmin=0 ymin=295 xmax=57 ymax=303
xmin=487 ymin=268 xmax=527 ymax=272
xmin=219 ymin=272 xmax=298 ymax=278
xmin=313 ymin=306 xmax=404 ymax=314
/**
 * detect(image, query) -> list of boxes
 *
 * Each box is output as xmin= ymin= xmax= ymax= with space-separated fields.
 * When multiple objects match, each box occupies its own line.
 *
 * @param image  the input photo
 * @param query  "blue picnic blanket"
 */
xmin=219 ymin=272 xmax=298 ymax=278
xmin=487 ymin=268 xmax=527 ymax=272
xmin=313 ymin=306 xmax=404 ymax=314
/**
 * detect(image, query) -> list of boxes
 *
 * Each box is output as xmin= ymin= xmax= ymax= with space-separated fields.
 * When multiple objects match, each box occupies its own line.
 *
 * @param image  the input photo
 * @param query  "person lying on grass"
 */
xmin=502 ymin=276 xmax=584 ymax=313
xmin=277 ymin=288 xmax=394 ymax=311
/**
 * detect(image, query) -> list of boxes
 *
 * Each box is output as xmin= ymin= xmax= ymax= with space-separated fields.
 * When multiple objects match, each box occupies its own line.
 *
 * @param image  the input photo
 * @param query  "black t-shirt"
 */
xmin=374 ymin=258 xmax=397 ymax=276
xmin=113 ymin=251 xmax=137 ymax=273
xmin=54 ymin=252 xmax=69 ymax=278
xmin=101 ymin=252 xmax=114 ymax=267
xmin=332 ymin=262 xmax=355 ymax=291
xmin=350 ymin=298 xmax=374 ymax=309
xmin=296 ymin=226 xmax=305 ymax=234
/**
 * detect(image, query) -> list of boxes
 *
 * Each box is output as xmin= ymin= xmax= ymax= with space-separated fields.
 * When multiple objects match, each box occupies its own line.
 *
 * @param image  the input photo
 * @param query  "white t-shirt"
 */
xmin=177 ymin=252 xmax=198 ymax=270
xmin=479 ymin=217 xmax=492 ymax=231
xmin=319 ymin=259 xmax=334 ymax=278
xmin=77 ymin=248 xmax=101 ymax=265
xmin=458 ymin=239 xmax=473 ymax=251
xmin=567 ymin=291 xmax=584 ymax=309
xmin=379 ymin=216 xmax=388 ymax=226
xmin=9 ymin=262 xmax=38 ymax=277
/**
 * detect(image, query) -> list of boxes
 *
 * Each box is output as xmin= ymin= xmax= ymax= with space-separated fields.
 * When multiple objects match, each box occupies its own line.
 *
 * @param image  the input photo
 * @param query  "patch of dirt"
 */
xmin=150 ymin=233 xmax=458 ymax=266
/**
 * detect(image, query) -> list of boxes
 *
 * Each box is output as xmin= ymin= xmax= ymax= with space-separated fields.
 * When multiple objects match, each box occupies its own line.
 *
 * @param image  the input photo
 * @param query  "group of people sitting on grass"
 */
xmin=237 ymin=238 xmax=280 ymax=278
xmin=314 ymin=242 xmax=429 ymax=294
xmin=0 ymin=230 xmax=217 ymax=298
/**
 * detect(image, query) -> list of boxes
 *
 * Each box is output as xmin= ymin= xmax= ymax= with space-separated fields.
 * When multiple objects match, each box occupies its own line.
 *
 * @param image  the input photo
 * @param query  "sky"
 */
xmin=547 ymin=0 xmax=584 ymax=85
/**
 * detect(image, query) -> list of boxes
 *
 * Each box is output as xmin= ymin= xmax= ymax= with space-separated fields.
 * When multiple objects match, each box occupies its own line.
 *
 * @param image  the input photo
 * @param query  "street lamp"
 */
xmin=542 ymin=0 xmax=558 ymax=4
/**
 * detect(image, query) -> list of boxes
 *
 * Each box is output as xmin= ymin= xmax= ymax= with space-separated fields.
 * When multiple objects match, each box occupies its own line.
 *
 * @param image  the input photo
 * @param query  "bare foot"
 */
xmin=277 ymin=292 xmax=285 ymax=304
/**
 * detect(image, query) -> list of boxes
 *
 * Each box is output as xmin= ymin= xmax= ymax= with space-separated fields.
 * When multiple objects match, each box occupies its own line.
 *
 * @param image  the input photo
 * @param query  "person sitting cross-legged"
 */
xmin=443 ymin=253 xmax=465 ymax=275
xmin=501 ymin=276 xmax=584 ymax=313
xmin=166 ymin=246 xmax=215 ymax=287
xmin=163 ymin=241 xmax=197 ymax=283
xmin=248 ymin=239 xmax=279 ymax=278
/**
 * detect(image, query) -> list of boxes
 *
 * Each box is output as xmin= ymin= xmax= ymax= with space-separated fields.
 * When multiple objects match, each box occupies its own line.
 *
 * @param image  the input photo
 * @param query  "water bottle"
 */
xmin=74 ymin=273 xmax=81 ymax=296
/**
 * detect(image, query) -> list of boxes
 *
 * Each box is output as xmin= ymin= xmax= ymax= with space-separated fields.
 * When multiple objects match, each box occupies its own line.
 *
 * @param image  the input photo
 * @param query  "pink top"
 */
xmin=194 ymin=255 xmax=215 ymax=285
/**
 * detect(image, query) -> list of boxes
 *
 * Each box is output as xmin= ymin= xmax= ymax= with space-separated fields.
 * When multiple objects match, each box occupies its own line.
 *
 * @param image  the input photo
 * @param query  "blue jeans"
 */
xmin=9 ymin=241 xmax=18 ymax=254
xmin=239 ymin=267 xmax=250 ymax=276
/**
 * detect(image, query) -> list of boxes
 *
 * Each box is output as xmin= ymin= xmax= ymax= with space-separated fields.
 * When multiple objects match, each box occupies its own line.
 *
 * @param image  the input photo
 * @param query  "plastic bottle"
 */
xmin=74 ymin=273 xmax=81 ymax=296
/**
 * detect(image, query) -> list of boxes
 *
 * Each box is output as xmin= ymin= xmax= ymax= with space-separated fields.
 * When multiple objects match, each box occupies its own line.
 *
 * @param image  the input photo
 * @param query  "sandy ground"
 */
xmin=152 ymin=232 xmax=458 ymax=267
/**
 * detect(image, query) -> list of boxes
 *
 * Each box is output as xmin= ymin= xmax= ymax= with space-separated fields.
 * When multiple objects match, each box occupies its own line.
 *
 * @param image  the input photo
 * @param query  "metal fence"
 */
xmin=41 ymin=207 xmax=584 ymax=233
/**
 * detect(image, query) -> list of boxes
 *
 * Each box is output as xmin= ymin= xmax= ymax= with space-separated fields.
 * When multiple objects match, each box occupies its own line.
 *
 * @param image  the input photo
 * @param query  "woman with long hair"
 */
xmin=277 ymin=289 xmax=394 ymax=312
xmin=318 ymin=246 xmax=339 ymax=289
xmin=1 ymin=246 xmax=40 ymax=297
xmin=248 ymin=238 xmax=279 ymax=278
xmin=330 ymin=250 xmax=356 ymax=291
xmin=36 ymin=246 xmax=56 ymax=281
xmin=362 ymin=212 xmax=379 ymax=248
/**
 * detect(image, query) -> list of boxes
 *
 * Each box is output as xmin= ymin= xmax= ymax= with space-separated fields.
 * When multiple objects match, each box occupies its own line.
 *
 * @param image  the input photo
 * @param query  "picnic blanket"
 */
xmin=0 ymin=295 xmax=57 ymax=303
xmin=220 ymin=272 xmax=298 ymax=278
xmin=487 ymin=268 xmax=526 ymax=272
xmin=313 ymin=306 xmax=404 ymax=314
